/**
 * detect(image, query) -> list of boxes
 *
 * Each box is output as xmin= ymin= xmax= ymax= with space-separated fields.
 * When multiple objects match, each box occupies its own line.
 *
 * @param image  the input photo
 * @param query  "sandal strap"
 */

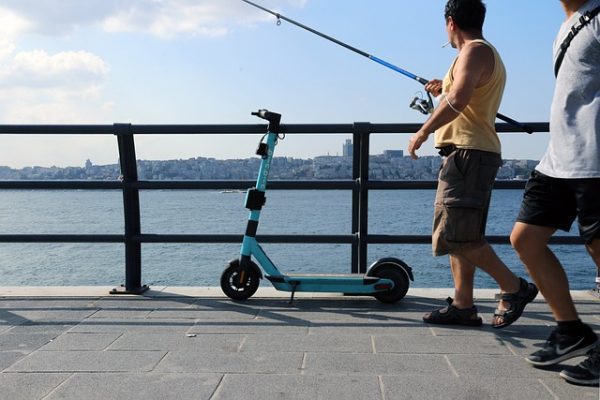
xmin=500 ymin=278 xmax=529 ymax=303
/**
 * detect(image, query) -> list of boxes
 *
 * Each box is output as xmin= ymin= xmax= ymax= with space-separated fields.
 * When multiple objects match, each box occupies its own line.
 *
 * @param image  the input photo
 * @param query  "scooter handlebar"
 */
xmin=251 ymin=109 xmax=269 ymax=118
xmin=251 ymin=109 xmax=282 ymax=133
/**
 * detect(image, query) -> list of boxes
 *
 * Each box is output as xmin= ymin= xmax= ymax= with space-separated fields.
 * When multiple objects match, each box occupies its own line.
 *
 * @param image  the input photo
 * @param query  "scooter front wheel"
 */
xmin=220 ymin=259 xmax=260 ymax=301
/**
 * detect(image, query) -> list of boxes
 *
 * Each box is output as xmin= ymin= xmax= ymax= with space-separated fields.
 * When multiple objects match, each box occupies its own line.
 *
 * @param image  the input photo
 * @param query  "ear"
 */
xmin=447 ymin=16 xmax=456 ymax=31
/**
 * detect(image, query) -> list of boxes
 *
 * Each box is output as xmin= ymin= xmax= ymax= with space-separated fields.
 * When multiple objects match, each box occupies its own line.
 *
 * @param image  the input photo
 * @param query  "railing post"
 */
xmin=353 ymin=122 xmax=371 ymax=274
xmin=111 ymin=123 xmax=149 ymax=295
xmin=351 ymin=133 xmax=361 ymax=273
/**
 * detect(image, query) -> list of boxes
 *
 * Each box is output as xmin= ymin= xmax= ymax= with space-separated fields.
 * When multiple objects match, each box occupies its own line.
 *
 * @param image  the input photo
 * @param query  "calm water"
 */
xmin=0 ymin=189 xmax=595 ymax=289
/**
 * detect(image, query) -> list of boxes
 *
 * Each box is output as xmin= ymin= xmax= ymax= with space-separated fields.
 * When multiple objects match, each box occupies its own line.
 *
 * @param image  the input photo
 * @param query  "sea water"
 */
xmin=0 ymin=189 xmax=595 ymax=289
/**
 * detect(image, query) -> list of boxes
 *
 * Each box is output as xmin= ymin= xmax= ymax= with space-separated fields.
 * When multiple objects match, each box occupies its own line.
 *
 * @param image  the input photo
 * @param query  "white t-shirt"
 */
xmin=536 ymin=0 xmax=600 ymax=178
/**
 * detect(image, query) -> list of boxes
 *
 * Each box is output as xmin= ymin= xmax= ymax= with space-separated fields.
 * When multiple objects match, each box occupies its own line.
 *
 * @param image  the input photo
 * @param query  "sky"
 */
xmin=0 ymin=0 xmax=567 ymax=168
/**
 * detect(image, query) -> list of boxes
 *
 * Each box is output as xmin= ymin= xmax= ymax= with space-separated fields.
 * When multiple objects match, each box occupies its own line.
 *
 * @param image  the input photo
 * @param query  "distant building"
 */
xmin=85 ymin=159 xmax=93 ymax=170
xmin=383 ymin=150 xmax=404 ymax=159
xmin=342 ymin=139 xmax=353 ymax=157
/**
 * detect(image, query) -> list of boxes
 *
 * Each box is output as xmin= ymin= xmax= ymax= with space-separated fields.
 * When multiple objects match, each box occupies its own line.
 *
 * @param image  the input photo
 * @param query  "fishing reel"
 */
xmin=409 ymin=92 xmax=434 ymax=115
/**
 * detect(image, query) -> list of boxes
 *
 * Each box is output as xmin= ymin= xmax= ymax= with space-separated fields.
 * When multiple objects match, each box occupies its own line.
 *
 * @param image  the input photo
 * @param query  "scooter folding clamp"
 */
xmin=245 ymin=188 xmax=266 ymax=210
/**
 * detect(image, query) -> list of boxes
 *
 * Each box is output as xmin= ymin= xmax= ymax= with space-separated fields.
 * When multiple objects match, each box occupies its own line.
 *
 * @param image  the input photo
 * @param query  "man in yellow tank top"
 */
xmin=408 ymin=0 xmax=538 ymax=328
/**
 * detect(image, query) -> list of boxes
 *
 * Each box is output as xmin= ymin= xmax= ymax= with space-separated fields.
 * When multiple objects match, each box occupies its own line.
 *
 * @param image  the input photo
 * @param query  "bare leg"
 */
xmin=449 ymin=253 xmax=476 ymax=309
xmin=585 ymin=238 xmax=600 ymax=267
xmin=451 ymin=243 xmax=521 ymax=318
xmin=511 ymin=222 xmax=578 ymax=321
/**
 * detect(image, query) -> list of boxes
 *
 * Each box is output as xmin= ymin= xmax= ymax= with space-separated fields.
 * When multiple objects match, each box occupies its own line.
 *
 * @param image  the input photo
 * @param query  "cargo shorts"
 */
xmin=432 ymin=148 xmax=502 ymax=256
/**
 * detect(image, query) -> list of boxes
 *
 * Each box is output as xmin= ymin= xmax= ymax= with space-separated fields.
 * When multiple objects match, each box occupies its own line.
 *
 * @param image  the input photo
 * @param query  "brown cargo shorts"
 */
xmin=432 ymin=148 xmax=502 ymax=256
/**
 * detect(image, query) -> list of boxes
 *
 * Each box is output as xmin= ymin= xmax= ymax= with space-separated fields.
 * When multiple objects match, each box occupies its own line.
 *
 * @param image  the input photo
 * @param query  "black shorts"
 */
xmin=516 ymin=170 xmax=600 ymax=243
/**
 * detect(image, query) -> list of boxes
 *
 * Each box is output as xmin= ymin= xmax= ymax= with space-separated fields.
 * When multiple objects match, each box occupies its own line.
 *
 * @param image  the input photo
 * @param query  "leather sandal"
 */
xmin=423 ymin=297 xmax=483 ymax=327
xmin=492 ymin=277 xmax=538 ymax=329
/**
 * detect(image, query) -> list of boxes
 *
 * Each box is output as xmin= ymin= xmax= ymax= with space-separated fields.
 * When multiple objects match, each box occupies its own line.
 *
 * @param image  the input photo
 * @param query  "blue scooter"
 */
xmin=220 ymin=110 xmax=414 ymax=303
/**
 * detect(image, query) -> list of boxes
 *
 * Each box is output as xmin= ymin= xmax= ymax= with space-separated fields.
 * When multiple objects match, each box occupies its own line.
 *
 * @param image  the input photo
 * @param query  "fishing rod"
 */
xmin=242 ymin=0 xmax=534 ymax=134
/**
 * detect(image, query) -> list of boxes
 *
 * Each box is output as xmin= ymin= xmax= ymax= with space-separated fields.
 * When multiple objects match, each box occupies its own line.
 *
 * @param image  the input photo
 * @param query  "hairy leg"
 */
xmin=452 ymin=243 xmax=521 ymax=320
xmin=448 ymin=253 xmax=476 ymax=309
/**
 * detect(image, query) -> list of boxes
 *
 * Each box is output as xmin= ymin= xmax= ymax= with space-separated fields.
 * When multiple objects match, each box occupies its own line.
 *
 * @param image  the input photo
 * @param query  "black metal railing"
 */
xmin=2 ymin=120 xmax=592 ymax=295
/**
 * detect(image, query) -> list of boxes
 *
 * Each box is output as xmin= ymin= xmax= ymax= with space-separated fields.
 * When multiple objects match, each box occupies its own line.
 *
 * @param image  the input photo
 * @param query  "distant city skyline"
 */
xmin=0 ymin=136 xmax=541 ymax=171
xmin=0 ymin=152 xmax=538 ymax=182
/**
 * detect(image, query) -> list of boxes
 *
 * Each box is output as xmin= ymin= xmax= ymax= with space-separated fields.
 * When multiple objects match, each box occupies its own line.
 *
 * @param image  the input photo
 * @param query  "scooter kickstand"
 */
xmin=288 ymin=281 xmax=300 ymax=304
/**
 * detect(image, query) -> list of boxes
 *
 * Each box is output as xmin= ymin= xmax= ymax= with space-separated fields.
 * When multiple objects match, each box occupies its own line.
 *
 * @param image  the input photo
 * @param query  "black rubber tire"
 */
xmin=369 ymin=264 xmax=410 ymax=303
xmin=220 ymin=259 xmax=260 ymax=301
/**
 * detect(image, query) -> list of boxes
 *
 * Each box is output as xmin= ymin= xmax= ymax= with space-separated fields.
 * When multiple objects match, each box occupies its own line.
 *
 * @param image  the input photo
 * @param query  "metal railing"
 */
xmin=2 ymin=120 xmax=591 ymax=295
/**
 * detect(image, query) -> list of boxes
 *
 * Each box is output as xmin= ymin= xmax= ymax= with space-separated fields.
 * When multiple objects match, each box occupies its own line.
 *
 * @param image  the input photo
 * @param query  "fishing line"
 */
xmin=241 ymin=0 xmax=534 ymax=134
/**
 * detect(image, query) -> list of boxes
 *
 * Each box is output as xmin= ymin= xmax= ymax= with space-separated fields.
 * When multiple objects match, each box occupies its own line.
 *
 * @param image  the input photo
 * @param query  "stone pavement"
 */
xmin=0 ymin=287 xmax=598 ymax=400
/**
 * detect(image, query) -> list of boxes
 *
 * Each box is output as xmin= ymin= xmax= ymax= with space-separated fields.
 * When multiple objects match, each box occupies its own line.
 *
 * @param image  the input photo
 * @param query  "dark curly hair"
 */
xmin=444 ymin=0 xmax=486 ymax=31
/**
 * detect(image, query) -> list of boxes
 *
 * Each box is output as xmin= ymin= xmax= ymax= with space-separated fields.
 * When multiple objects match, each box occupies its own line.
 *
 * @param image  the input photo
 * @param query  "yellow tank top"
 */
xmin=434 ymin=39 xmax=506 ymax=154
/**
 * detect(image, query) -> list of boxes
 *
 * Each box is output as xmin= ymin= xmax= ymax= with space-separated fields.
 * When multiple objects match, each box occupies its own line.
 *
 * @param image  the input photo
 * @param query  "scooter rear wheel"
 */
xmin=220 ymin=259 xmax=260 ymax=301
xmin=369 ymin=264 xmax=410 ymax=303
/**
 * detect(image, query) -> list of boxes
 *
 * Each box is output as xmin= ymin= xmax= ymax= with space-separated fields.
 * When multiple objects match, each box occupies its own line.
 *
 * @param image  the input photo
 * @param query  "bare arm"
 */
xmin=407 ymin=43 xmax=494 ymax=159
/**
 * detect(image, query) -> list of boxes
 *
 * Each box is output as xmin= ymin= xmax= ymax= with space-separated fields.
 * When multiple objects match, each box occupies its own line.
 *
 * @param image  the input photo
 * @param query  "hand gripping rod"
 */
xmin=241 ymin=0 xmax=534 ymax=134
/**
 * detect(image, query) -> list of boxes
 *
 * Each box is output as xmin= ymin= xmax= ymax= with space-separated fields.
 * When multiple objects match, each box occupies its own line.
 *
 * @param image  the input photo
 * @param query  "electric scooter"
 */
xmin=220 ymin=109 xmax=414 ymax=303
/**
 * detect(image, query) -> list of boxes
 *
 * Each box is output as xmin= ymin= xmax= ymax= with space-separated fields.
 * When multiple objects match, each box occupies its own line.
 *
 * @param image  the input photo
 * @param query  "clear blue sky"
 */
xmin=0 ymin=0 xmax=566 ymax=167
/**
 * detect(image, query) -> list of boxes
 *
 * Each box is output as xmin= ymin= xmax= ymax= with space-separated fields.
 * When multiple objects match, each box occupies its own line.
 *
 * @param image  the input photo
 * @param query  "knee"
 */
xmin=585 ymin=238 xmax=600 ymax=264
xmin=510 ymin=228 xmax=529 ymax=256
xmin=510 ymin=225 xmax=546 ymax=259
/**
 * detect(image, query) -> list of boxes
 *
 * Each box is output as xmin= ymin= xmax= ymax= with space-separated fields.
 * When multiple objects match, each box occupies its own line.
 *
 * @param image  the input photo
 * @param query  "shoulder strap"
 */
xmin=554 ymin=6 xmax=600 ymax=77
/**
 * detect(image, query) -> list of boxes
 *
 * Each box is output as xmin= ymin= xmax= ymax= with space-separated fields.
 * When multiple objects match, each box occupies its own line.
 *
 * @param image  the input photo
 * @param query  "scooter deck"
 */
xmin=265 ymin=274 xmax=388 ymax=294
xmin=285 ymin=273 xmax=371 ymax=278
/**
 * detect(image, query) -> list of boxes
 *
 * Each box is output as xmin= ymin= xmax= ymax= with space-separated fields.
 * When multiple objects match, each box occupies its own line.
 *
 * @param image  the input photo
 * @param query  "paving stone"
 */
xmin=108 ymin=332 xmax=243 ymax=352
xmin=0 ymin=372 xmax=71 ymax=400
xmin=155 ymin=351 xmax=304 ymax=374
xmin=308 ymin=324 xmax=432 ymax=336
xmin=148 ymin=308 xmax=260 ymax=320
xmin=0 ymin=309 xmax=30 ymax=327
xmin=0 ymin=298 xmax=97 ymax=309
xmin=4 ymin=323 xmax=74 ymax=335
xmin=91 ymin=297 xmax=196 ymax=309
xmin=303 ymin=353 xmax=453 ymax=375
xmin=241 ymin=333 xmax=373 ymax=353
xmin=5 ymin=350 xmax=166 ymax=372
xmin=68 ymin=318 xmax=195 ymax=333
xmin=0 ymin=332 xmax=58 ymax=352
xmin=382 ymin=374 xmax=566 ymax=400
xmin=7 ymin=309 xmax=98 ymax=322
xmin=374 ymin=334 xmax=512 ymax=355
xmin=446 ymin=354 xmax=551 ymax=379
xmin=39 ymin=332 xmax=123 ymax=351
xmin=538 ymin=374 xmax=600 ymax=399
xmin=214 ymin=374 xmax=382 ymax=400
xmin=45 ymin=373 xmax=222 ymax=400
xmin=0 ymin=351 xmax=27 ymax=371
xmin=87 ymin=309 xmax=153 ymax=319
xmin=255 ymin=309 xmax=366 ymax=323
xmin=189 ymin=320 xmax=310 ymax=334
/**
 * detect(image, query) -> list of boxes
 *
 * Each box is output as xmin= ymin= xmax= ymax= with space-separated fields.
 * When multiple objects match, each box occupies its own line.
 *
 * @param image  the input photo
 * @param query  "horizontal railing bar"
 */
xmin=0 ymin=234 xmax=355 ymax=244
xmin=0 ymin=180 xmax=356 ymax=190
xmin=0 ymin=233 xmax=581 ymax=245
xmin=0 ymin=122 xmax=549 ymax=135
xmin=0 ymin=181 xmax=123 ymax=190
xmin=134 ymin=234 xmax=356 ymax=244
xmin=134 ymin=180 xmax=357 ymax=190
xmin=0 ymin=125 xmax=115 ymax=134
xmin=368 ymin=180 xmax=528 ymax=190
xmin=367 ymin=235 xmax=583 ymax=245
xmin=0 ymin=180 xmax=528 ymax=191
xmin=0 ymin=235 xmax=124 ymax=243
